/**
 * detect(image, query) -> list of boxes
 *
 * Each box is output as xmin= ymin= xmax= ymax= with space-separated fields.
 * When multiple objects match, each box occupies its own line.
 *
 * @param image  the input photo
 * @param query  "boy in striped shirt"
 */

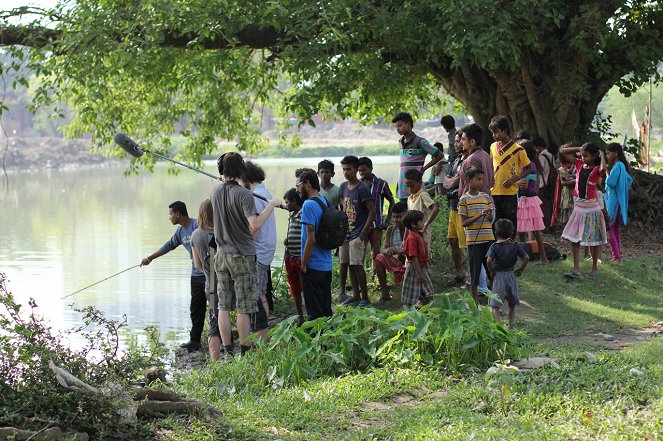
xmin=283 ymin=188 xmax=305 ymax=325
xmin=458 ymin=167 xmax=494 ymax=305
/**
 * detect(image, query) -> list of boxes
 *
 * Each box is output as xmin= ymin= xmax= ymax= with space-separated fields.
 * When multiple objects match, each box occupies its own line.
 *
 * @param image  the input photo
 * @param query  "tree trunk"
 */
xmin=434 ymin=56 xmax=616 ymax=149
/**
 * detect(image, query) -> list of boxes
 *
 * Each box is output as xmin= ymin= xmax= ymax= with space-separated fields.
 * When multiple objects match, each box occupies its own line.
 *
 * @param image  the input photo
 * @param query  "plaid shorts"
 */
xmin=215 ymin=252 xmax=258 ymax=314
xmin=401 ymin=264 xmax=433 ymax=306
xmin=256 ymin=261 xmax=271 ymax=299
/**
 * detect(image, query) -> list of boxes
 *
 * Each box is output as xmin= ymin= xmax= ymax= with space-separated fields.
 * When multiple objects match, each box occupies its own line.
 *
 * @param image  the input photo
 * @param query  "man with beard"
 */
xmin=295 ymin=168 xmax=333 ymax=320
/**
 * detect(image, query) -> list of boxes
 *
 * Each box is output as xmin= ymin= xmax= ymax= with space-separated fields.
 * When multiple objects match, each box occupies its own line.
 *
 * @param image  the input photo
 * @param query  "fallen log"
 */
xmin=0 ymin=426 xmax=88 ymax=441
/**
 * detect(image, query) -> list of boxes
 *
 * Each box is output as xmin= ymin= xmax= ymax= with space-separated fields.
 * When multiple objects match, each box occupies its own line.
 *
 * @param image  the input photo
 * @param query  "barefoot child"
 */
xmin=486 ymin=219 xmax=529 ymax=329
xmin=283 ymin=188 xmax=305 ymax=325
xmin=374 ymin=201 xmax=408 ymax=303
xmin=559 ymin=142 xmax=607 ymax=279
xmin=405 ymin=168 xmax=440 ymax=246
xmin=401 ymin=210 xmax=434 ymax=308
xmin=458 ymin=167 xmax=495 ymax=304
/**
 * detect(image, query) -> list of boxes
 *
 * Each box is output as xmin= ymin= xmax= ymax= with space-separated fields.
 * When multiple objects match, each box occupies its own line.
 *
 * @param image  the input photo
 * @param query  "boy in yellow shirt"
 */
xmin=405 ymin=168 xmax=440 ymax=245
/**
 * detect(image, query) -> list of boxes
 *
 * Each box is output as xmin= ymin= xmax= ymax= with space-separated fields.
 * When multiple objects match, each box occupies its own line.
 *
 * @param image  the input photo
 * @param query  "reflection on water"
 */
xmin=0 ymin=156 xmax=399 ymax=344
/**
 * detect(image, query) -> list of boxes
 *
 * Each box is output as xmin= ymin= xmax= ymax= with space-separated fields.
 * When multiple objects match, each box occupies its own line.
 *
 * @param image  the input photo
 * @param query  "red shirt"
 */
xmin=403 ymin=231 xmax=429 ymax=264
xmin=573 ymin=158 xmax=600 ymax=200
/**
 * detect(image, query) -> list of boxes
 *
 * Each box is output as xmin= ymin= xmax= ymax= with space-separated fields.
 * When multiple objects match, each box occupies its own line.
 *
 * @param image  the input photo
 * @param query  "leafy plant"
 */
xmin=485 ymin=361 xmax=521 ymax=415
xmin=0 ymin=272 xmax=163 ymax=439
xmin=180 ymin=292 xmax=524 ymax=401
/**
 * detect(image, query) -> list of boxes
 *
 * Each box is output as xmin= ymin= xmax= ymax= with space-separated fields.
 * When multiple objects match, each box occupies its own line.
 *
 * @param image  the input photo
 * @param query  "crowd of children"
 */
xmin=277 ymin=112 xmax=632 ymax=333
xmin=162 ymin=111 xmax=634 ymax=358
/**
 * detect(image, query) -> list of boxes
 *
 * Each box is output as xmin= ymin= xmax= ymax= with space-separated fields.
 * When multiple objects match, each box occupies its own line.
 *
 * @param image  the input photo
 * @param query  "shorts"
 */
xmin=447 ymin=209 xmax=467 ymax=249
xmin=339 ymin=237 xmax=367 ymax=265
xmin=256 ymin=261 xmax=271 ymax=299
xmin=215 ymin=252 xmax=258 ymax=314
xmin=489 ymin=271 xmax=520 ymax=308
xmin=284 ymin=255 xmax=302 ymax=297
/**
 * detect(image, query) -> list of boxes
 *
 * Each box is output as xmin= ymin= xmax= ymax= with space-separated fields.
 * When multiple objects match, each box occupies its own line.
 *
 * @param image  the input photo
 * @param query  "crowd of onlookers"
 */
xmin=140 ymin=111 xmax=633 ymax=359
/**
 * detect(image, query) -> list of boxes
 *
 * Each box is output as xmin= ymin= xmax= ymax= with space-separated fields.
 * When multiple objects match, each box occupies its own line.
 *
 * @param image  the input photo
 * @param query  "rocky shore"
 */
xmin=1 ymin=137 xmax=120 ymax=171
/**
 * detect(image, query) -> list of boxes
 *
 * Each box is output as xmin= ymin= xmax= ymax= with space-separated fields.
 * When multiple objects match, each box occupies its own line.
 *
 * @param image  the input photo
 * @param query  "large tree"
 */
xmin=1 ymin=0 xmax=661 ymax=165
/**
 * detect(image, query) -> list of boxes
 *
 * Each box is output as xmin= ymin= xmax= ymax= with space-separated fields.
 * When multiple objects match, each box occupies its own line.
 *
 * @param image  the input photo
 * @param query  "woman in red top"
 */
xmin=559 ymin=142 xmax=607 ymax=279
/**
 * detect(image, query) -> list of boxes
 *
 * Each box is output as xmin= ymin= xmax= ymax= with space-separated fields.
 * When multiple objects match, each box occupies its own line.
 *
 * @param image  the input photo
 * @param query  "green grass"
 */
xmin=159 ymin=257 xmax=663 ymax=440
xmin=517 ymin=258 xmax=663 ymax=338
xmin=164 ymin=339 xmax=663 ymax=440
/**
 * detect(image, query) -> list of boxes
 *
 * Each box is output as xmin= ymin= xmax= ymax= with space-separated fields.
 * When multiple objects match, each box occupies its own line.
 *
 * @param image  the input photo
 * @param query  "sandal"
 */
xmin=585 ymin=271 xmax=599 ymax=279
xmin=377 ymin=296 xmax=392 ymax=304
xmin=563 ymin=271 xmax=581 ymax=279
xmin=453 ymin=275 xmax=466 ymax=284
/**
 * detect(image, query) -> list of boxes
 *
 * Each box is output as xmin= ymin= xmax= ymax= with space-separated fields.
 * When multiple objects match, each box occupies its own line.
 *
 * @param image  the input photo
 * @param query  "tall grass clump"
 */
xmin=179 ymin=292 xmax=524 ymax=400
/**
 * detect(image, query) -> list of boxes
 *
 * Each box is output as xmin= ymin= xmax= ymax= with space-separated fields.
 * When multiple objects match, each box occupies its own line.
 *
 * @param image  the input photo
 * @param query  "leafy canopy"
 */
xmin=1 ymin=0 xmax=661 ymax=166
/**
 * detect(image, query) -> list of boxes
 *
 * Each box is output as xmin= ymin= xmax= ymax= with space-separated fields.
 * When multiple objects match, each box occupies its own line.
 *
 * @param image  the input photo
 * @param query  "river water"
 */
xmin=0 ymin=156 xmax=399 ymax=345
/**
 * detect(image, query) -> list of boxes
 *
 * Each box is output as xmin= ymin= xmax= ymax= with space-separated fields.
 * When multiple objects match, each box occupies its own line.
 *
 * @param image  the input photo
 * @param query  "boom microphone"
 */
xmin=114 ymin=132 xmax=144 ymax=158
xmin=113 ymin=131 xmax=286 ymax=209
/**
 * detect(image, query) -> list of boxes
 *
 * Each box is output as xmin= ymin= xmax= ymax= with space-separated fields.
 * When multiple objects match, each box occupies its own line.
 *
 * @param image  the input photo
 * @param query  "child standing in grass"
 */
xmin=486 ymin=219 xmax=529 ymax=329
xmin=516 ymin=141 xmax=549 ymax=264
xmin=401 ymin=210 xmax=434 ymax=308
xmin=559 ymin=142 xmax=607 ymax=279
xmin=604 ymin=142 xmax=632 ymax=263
xmin=283 ymin=188 xmax=305 ymax=326
xmin=405 ymin=168 xmax=440 ymax=246
xmin=458 ymin=167 xmax=494 ymax=305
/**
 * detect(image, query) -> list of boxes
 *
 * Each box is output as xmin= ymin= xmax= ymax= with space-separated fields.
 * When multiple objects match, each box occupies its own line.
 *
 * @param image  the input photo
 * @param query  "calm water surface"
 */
xmin=0 ymin=156 xmax=399 ymax=345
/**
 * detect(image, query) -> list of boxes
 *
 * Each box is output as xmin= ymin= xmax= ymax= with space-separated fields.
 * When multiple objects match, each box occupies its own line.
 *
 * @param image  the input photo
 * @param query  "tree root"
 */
xmin=0 ymin=426 xmax=88 ymax=440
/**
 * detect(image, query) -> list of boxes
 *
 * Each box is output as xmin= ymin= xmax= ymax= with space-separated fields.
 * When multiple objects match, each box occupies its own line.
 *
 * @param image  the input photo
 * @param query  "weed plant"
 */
xmin=178 ymin=291 xmax=524 ymax=401
xmin=0 ymin=272 xmax=164 ymax=439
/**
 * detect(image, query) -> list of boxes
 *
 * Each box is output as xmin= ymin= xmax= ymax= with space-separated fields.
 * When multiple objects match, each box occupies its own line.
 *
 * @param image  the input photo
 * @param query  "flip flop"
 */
xmin=342 ymin=297 xmax=358 ymax=306
xmin=585 ymin=271 xmax=599 ymax=279
xmin=563 ymin=271 xmax=581 ymax=279
xmin=453 ymin=275 xmax=466 ymax=284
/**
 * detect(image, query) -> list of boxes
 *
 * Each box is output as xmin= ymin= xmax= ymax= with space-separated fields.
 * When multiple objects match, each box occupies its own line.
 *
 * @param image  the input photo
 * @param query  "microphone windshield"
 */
xmin=114 ymin=132 xmax=144 ymax=158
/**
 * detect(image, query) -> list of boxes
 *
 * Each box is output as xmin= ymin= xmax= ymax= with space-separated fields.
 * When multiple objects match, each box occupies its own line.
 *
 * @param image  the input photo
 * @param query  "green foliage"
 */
xmin=0 ymin=272 xmax=164 ymax=439
xmin=2 ymin=1 xmax=662 ymax=163
xmin=178 ymin=293 xmax=523 ymax=401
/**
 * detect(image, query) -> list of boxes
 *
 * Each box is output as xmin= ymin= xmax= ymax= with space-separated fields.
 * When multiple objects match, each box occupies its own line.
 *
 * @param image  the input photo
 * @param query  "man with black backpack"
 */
xmin=533 ymin=137 xmax=557 ymax=230
xmin=296 ymin=168 xmax=334 ymax=320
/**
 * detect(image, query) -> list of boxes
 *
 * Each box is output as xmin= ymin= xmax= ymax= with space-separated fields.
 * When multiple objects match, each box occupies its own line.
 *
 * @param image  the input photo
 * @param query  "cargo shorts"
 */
xmin=215 ymin=252 xmax=258 ymax=314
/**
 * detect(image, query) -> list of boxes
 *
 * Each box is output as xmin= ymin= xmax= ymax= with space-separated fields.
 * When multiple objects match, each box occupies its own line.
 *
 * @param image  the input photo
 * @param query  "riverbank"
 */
xmin=1 ymin=137 xmax=121 ymax=171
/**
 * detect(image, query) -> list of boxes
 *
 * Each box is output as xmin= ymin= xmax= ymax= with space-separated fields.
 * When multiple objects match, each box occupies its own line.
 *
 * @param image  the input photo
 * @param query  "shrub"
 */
xmin=0 ymin=272 xmax=163 ymax=439
xmin=179 ymin=292 xmax=524 ymax=400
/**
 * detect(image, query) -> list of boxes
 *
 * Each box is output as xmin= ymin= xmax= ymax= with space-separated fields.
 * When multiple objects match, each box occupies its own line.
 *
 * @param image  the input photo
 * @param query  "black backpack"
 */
xmin=520 ymin=240 xmax=565 ymax=262
xmin=311 ymin=196 xmax=348 ymax=249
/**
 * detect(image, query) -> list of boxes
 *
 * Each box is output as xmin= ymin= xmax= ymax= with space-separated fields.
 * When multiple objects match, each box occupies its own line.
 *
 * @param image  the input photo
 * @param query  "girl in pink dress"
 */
xmin=559 ymin=142 xmax=607 ymax=279
xmin=516 ymin=141 xmax=549 ymax=264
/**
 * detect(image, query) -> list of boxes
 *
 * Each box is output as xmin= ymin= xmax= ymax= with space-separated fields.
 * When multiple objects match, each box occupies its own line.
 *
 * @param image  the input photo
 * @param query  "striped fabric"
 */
xmin=285 ymin=210 xmax=302 ymax=257
xmin=458 ymin=192 xmax=495 ymax=244
xmin=365 ymin=175 xmax=393 ymax=227
xmin=397 ymin=133 xmax=439 ymax=199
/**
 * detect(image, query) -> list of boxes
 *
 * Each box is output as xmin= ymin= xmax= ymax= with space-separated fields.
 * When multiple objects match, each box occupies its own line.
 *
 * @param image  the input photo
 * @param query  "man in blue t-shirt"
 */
xmin=141 ymin=201 xmax=206 ymax=352
xmin=296 ymin=168 xmax=333 ymax=320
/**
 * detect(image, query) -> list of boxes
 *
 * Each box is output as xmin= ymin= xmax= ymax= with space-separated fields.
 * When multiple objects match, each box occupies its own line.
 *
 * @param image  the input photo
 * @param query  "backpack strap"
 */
xmin=312 ymin=195 xmax=329 ymax=209
xmin=493 ymin=146 xmax=525 ymax=176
